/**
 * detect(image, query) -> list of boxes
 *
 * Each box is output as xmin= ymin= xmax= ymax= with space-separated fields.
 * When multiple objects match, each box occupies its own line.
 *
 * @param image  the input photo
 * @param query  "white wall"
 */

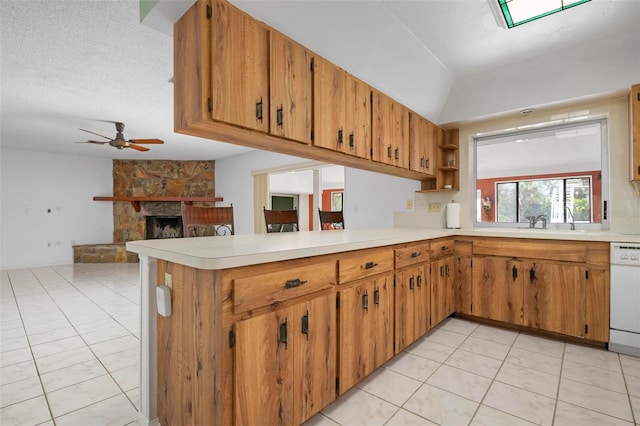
xmin=1 ymin=148 xmax=114 ymax=269
xmin=440 ymin=32 xmax=640 ymax=124
xmin=344 ymin=168 xmax=420 ymax=229
xmin=215 ymin=150 xmax=419 ymax=233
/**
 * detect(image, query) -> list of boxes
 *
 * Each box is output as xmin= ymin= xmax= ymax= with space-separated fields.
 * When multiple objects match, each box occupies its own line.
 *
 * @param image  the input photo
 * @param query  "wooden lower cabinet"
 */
xmin=523 ymin=261 xmax=583 ymax=338
xmin=584 ymin=267 xmax=610 ymax=342
xmin=338 ymin=273 xmax=394 ymax=394
xmin=235 ymin=292 xmax=336 ymax=425
xmin=471 ymin=257 xmax=524 ymax=324
xmin=395 ymin=265 xmax=430 ymax=353
xmin=430 ymin=256 xmax=455 ymax=327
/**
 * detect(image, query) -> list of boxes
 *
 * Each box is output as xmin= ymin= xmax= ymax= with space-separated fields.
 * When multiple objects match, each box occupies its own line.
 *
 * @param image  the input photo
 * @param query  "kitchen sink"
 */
xmin=473 ymin=227 xmax=588 ymax=235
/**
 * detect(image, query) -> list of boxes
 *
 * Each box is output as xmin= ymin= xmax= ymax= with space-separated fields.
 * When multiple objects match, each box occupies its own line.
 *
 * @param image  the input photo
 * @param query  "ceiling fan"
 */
xmin=77 ymin=121 xmax=164 ymax=152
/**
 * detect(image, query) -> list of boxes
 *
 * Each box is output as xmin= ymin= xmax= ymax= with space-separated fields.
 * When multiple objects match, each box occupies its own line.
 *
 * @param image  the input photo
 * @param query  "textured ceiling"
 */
xmin=1 ymin=0 xmax=638 ymax=161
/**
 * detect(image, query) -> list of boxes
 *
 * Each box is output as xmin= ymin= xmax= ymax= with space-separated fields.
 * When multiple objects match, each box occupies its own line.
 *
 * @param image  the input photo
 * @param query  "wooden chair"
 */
xmin=181 ymin=203 xmax=234 ymax=237
xmin=318 ymin=209 xmax=345 ymax=230
xmin=263 ymin=207 xmax=299 ymax=233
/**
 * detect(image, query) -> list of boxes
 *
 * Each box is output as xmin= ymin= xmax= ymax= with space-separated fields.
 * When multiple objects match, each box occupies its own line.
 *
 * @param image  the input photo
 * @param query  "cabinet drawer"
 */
xmin=339 ymin=248 xmax=394 ymax=284
xmin=234 ymin=260 xmax=336 ymax=314
xmin=473 ymin=238 xmax=587 ymax=263
xmin=395 ymin=242 xmax=430 ymax=269
xmin=429 ymin=238 xmax=455 ymax=259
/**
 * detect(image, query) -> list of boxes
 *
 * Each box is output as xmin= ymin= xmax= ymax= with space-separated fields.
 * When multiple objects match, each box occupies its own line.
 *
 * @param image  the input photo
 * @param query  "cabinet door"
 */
xmin=210 ymin=1 xmax=269 ymax=132
xmin=471 ymin=257 xmax=523 ymax=324
xmin=444 ymin=256 xmax=456 ymax=317
xmin=583 ymin=267 xmax=610 ymax=342
xmin=632 ymin=84 xmax=640 ymax=181
xmin=409 ymin=113 xmax=436 ymax=175
xmin=395 ymin=268 xmax=417 ymax=353
xmin=371 ymin=274 xmax=394 ymax=369
xmin=313 ymin=57 xmax=346 ymax=152
xmin=430 ymin=258 xmax=448 ymax=326
xmin=414 ymin=266 xmax=430 ymax=339
xmin=456 ymin=255 xmax=473 ymax=315
xmin=372 ymin=91 xmax=409 ymax=167
xmin=345 ymin=74 xmax=371 ymax=159
xmin=338 ymin=282 xmax=370 ymax=394
xmin=293 ymin=293 xmax=336 ymax=423
xmin=235 ymin=306 xmax=294 ymax=425
xmin=523 ymin=261 xmax=582 ymax=337
xmin=270 ymin=31 xmax=312 ymax=144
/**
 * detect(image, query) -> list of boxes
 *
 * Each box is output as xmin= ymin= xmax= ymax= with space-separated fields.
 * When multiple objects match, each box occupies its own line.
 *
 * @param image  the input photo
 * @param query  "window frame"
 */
xmin=472 ymin=118 xmax=609 ymax=230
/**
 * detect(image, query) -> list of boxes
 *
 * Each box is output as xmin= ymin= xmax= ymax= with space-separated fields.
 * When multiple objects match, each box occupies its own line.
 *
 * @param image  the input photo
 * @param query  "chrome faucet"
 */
xmin=565 ymin=207 xmax=575 ymax=230
xmin=526 ymin=214 xmax=547 ymax=229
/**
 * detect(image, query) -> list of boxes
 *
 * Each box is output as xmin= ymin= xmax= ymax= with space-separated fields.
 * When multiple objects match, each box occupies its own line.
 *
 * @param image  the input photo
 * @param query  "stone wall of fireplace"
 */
xmin=112 ymin=160 xmax=215 ymax=242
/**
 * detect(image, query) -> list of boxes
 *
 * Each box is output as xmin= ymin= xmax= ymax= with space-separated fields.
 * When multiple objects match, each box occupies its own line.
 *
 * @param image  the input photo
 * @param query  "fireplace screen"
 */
xmin=146 ymin=216 xmax=183 ymax=239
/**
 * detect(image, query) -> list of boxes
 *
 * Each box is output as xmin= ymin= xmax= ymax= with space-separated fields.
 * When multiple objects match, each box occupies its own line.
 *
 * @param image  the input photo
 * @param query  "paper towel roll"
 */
xmin=446 ymin=203 xmax=461 ymax=229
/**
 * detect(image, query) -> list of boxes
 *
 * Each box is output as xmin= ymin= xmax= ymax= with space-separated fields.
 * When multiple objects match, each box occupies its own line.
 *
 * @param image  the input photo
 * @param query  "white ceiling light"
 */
xmin=489 ymin=0 xmax=591 ymax=29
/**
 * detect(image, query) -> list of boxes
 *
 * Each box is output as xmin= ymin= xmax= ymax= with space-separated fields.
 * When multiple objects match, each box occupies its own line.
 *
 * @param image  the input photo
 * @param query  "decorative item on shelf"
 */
xmin=447 ymin=152 xmax=456 ymax=167
xmin=481 ymin=196 xmax=493 ymax=221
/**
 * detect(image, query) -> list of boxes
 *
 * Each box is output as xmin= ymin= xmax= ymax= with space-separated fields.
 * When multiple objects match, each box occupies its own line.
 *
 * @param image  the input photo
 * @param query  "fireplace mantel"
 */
xmin=93 ymin=196 xmax=223 ymax=212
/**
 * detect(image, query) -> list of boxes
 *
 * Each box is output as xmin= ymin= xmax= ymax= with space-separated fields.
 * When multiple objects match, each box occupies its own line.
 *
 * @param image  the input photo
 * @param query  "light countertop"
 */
xmin=125 ymin=227 xmax=640 ymax=270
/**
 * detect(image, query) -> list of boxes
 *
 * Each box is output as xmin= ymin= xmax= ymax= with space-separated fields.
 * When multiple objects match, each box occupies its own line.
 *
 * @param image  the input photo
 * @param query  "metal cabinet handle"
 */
xmin=387 ymin=146 xmax=392 ymax=158
xmin=512 ymin=266 xmax=518 ymax=280
xmin=410 ymin=251 xmax=420 ymax=258
xmin=364 ymin=261 xmax=378 ymax=270
xmin=409 ymin=276 xmax=414 ymax=290
xmin=256 ymin=97 xmax=263 ymax=122
xmin=338 ymin=128 xmax=344 ymax=144
xmin=374 ymin=288 xmax=380 ymax=305
xmin=440 ymin=266 xmax=444 ymax=277
xmin=362 ymin=292 xmax=369 ymax=311
xmin=285 ymin=278 xmax=308 ymax=289
xmin=417 ymin=275 xmax=422 ymax=288
xmin=301 ymin=311 xmax=309 ymax=339
xmin=420 ymin=157 xmax=425 ymax=168
xmin=394 ymin=147 xmax=399 ymax=160
xmin=529 ymin=267 xmax=536 ymax=281
xmin=349 ymin=132 xmax=355 ymax=148
xmin=445 ymin=264 xmax=450 ymax=277
xmin=276 ymin=105 xmax=283 ymax=127
xmin=279 ymin=319 xmax=288 ymax=348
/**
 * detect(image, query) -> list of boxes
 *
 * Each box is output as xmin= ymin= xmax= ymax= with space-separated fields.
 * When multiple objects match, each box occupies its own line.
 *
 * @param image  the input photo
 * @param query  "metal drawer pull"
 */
xmin=364 ymin=261 xmax=378 ymax=270
xmin=284 ymin=278 xmax=308 ymax=289
xmin=301 ymin=311 xmax=309 ymax=339
xmin=410 ymin=251 xmax=421 ymax=258
xmin=279 ymin=319 xmax=288 ymax=348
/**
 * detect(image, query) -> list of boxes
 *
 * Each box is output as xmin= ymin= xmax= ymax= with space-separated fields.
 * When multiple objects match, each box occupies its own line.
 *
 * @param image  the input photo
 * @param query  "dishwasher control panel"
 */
xmin=611 ymin=243 xmax=640 ymax=266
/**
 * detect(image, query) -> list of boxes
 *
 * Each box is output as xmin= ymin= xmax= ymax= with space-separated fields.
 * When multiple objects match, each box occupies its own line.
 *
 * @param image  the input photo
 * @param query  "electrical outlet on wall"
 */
xmin=406 ymin=199 xmax=413 ymax=210
xmin=165 ymin=273 xmax=173 ymax=290
xmin=428 ymin=202 xmax=442 ymax=213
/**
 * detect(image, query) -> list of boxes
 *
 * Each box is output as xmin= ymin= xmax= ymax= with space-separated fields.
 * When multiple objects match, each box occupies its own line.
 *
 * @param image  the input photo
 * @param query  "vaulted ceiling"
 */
xmin=1 ymin=0 xmax=638 ymax=160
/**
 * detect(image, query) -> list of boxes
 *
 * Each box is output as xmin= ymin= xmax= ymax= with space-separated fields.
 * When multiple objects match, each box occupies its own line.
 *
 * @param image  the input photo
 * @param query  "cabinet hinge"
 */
xmin=229 ymin=330 xmax=236 ymax=348
xmin=585 ymin=270 xmax=589 ymax=279
xmin=208 ymin=98 xmax=213 ymax=112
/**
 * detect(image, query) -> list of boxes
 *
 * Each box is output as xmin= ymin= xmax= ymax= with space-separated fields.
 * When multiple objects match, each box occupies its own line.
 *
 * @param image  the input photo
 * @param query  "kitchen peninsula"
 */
xmin=126 ymin=228 xmax=638 ymax=425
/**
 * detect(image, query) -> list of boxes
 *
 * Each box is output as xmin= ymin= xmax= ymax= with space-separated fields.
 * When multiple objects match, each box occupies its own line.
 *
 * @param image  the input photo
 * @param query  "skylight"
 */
xmin=497 ymin=0 xmax=591 ymax=28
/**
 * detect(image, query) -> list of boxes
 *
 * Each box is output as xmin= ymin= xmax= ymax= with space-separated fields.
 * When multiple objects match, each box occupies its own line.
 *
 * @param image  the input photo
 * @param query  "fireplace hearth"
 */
xmin=146 ymin=216 xmax=183 ymax=239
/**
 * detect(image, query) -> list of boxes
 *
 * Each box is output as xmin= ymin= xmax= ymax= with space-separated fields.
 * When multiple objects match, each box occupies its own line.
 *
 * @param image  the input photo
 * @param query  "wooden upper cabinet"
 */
xmin=631 ymin=83 xmax=640 ymax=181
xmin=344 ymin=73 xmax=371 ymax=159
xmin=313 ymin=57 xmax=346 ymax=152
xmin=372 ymin=90 xmax=409 ymax=168
xmin=270 ymin=31 xmax=313 ymax=144
xmin=210 ymin=1 xmax=269 ymax=132
xmin=409 ymin=113 xmax=436 ymax=176
xmin=313 ymin=58 xmax=371 ymax=159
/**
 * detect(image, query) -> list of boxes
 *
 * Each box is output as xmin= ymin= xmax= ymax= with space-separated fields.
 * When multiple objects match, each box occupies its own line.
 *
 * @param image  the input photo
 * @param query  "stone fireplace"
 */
xmin=74 ymin=160 xmax=215 ymax=263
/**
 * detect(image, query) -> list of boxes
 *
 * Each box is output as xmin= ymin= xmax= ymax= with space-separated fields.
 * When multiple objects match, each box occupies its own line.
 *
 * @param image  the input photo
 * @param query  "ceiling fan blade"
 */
xmin=76 ymin=140 xmax=108 ymax=145
xmin=80 ymin=129 xmax=112 ymax=140
xmin=129 ymin=144 xmax=150 ymax=152
xmin=130 ymin=139 xmax=164 ymax=144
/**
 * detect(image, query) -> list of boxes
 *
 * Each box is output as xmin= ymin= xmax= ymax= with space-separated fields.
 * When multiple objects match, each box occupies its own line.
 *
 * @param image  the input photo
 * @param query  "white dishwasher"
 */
xmin=609 ymin=242 xmax=640 ymax=357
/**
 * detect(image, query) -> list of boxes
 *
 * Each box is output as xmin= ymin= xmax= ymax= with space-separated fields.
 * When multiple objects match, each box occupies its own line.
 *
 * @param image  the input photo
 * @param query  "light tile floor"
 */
xmin=1 ymin=264 xmax=639 ymax=425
